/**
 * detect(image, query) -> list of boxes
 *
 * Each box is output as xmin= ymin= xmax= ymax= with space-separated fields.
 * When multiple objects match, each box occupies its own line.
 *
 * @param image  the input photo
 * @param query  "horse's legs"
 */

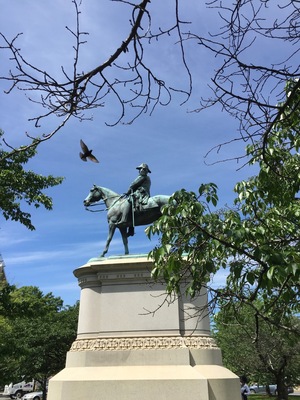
xmin=100 ymin=224 xmax=116 ymax=257
xmin=119 ymin=226 xmax=129 ymax=255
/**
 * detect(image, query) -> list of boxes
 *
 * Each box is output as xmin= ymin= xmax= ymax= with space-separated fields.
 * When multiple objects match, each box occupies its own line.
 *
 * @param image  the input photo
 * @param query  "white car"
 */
xmin=21 ymin=391 xmax=43 ymax=400
xmin=249 ymin=384 xmax=293 ymax=395
xmin=249 ymin=384 xmax=277 ymax=394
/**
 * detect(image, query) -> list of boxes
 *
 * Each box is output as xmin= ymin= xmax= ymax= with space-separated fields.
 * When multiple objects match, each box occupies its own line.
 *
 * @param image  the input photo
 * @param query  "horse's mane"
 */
xmin=97 ymin=186 xmax=120 ymax=197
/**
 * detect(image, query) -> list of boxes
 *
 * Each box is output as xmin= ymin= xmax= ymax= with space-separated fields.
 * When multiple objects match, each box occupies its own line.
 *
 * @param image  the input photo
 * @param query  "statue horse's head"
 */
xmin=83 ymin=185 xmax=103 ymax=207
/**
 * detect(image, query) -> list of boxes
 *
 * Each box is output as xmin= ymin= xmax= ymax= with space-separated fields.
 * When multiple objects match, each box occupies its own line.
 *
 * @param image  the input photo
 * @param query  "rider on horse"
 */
xmin=121 ymin=163 xmax=151 ymax=236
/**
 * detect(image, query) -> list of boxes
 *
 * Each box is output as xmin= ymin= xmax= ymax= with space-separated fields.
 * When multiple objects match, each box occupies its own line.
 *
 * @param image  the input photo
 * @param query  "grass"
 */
xmin=249 ymin=396 xmax=300 ymax=400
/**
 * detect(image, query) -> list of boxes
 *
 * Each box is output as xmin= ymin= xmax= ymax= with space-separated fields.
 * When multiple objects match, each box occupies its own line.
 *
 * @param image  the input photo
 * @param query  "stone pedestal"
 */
xmin=48 ymin=255 xmax=240 ymax=400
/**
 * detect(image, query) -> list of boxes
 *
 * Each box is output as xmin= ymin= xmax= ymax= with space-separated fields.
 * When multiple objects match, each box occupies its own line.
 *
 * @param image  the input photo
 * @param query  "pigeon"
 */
xmin=79 ymin=139 xmax=99 ymax=163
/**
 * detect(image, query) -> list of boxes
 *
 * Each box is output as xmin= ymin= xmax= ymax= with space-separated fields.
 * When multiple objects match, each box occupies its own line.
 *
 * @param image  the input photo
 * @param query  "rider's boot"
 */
xmin=127 ymin=227 xmax=135 ymax=237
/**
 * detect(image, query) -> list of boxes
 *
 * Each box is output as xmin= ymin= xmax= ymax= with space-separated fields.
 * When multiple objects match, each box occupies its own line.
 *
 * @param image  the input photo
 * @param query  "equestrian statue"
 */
xmin=83 ymin=163 xmax=170 ymax=257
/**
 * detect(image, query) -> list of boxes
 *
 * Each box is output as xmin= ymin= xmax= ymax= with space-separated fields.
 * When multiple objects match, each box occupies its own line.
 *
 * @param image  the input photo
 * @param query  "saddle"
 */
xmin=129 ymin=194 xmax=158 ymax=213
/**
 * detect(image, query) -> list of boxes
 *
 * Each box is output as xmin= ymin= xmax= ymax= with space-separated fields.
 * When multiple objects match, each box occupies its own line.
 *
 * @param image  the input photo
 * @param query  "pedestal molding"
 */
xmin=70 ymin=335 xmax=218 ymax=352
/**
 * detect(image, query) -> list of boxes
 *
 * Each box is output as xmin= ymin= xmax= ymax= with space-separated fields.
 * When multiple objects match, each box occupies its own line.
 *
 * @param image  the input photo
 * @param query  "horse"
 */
xmin=83 ymin=185 xmax=170 ymax=257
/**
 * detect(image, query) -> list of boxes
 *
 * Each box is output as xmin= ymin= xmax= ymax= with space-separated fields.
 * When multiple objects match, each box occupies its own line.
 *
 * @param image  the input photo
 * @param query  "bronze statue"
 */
xmin=83 ymin=184 xmax=170 ymax=257
xmin=121 ymin=163 xmax=152 ymax=236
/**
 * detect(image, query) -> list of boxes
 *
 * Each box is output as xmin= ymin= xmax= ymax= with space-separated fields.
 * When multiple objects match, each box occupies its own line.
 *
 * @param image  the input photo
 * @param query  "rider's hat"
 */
xmin=136 ymin=163 xmax=151 ymax=173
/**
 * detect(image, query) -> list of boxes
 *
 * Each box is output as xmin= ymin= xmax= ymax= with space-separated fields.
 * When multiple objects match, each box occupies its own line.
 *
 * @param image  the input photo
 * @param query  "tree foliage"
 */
xmin=213 ymin=301 xmax=300 ymax=400
xmin=146 ymin=81 xmax=300 ymax=331
xmin=0 ymin=130 xmax=64 ymax=230
xmin=0 ymin=284 xmax=79 ymax=395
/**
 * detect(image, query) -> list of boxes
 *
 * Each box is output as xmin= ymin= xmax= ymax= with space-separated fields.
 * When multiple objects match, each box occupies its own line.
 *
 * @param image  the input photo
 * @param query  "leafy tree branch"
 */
xmin=147 ymin=82 xmax=300 ymax=331
xmin=0 ymin=130 xmax=63 ymax=230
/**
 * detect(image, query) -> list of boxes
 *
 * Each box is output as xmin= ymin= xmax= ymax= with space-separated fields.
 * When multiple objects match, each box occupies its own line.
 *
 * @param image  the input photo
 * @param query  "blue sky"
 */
xmin=0 ymin=1 xmax=260 ymax=306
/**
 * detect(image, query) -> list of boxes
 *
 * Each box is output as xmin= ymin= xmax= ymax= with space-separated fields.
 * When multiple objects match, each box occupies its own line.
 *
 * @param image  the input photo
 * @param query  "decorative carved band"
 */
xmin=70 ymin=336 xmax=217 ymax=352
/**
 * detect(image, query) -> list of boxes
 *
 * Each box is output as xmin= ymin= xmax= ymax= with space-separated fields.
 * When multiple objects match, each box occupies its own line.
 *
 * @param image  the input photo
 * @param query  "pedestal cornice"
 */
xmin=74 ymin=254 xmax=153 ymax=286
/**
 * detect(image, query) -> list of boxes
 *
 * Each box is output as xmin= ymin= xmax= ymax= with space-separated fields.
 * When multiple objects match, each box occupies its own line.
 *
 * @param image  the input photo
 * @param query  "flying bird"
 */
xmin=79 ymin=139 xmax=99 ymax=163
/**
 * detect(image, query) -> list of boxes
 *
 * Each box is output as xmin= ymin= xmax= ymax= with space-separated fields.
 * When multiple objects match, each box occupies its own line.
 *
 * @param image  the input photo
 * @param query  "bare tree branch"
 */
xmin=0 ymin=0 xmax=192 ymax=159
xmin=1 ymin=0 xmax=300 ymax=167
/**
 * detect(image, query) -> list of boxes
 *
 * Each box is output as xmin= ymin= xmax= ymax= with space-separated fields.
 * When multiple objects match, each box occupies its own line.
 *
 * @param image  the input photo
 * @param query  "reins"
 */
xmin=85 ymin=202 xmax=106 ymax=213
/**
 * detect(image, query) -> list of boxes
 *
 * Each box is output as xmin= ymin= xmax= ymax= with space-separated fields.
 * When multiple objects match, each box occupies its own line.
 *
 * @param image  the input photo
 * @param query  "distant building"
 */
xmin=0 ymin=254 xmax=7 ymax=283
